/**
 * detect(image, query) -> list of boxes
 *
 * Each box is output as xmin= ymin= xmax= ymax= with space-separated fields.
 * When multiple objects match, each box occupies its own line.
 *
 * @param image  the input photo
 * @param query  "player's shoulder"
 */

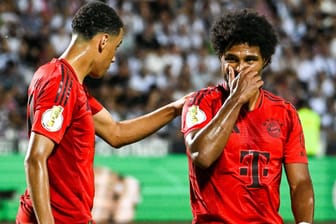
xmin=36 ymin=59 xmax=60 ymax=77
xmin=188 ymin=83 xmax=228 ymax=106
xmin=263 ymin=89 xmax=296 ymax=111
xmin=34 ymin=58 xmax=76 ymax=84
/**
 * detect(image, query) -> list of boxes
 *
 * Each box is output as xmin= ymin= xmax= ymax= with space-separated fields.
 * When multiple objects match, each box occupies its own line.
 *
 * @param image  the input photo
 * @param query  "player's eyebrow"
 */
xmin=223 ymin=53 xmax=238 ymax=60
xmin=245 ymin=55 xmax=259 ymax=60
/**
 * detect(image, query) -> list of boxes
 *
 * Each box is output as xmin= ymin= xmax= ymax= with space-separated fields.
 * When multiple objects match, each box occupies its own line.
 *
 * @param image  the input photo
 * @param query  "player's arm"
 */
xmin=284 ymin=163 xmax=314 ymax=223
xmin=185 ymin=97 xmax=243 ymax=168
xmin=185 ymin=65 xmax=262 ymax=168
xmin=24 ymin=132 xmax=55 ymax=224
xmin=93 ymin=96 xmax=186 ymax=148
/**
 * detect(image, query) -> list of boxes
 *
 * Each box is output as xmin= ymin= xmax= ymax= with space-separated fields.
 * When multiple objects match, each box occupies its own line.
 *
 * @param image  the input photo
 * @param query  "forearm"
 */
xmin=95 ymin=92 xmax=188 ymax=148
xmin=188 ymin=97 xmax=243 ymax=168
xmin=291 ymin=180 xmax=314 ymax=223
xmin=116 ymin=102 xmax=178 ymax=146
xmin=25 ymin=158 xmax=54 ymax=224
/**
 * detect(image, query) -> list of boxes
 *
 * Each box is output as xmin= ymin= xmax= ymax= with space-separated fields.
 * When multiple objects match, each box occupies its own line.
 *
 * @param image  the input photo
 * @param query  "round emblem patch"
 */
xmin=41 ymin=105 xmax=64 ymax=132
xmin=264 ymin=119 xmax=281 ymax=138
xmin=186 ymin=105 xmax=206 ymax=128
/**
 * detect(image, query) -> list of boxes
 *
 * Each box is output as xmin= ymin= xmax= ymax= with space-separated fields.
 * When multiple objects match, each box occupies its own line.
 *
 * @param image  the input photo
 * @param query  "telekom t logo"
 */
xmin=239 ymin=151 xmax=270 ymax=188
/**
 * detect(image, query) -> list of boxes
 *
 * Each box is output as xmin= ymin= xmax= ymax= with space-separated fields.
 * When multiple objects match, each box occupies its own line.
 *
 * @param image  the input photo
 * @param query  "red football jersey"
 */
xmin=18 ymin=58 xmax=103 ymax=223
xmin=181 ymin=84 xmax=308 ymax=224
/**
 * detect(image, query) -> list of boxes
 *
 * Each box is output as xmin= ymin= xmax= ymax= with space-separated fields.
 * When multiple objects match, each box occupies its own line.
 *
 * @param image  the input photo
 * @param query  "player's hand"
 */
xmin=171 ymin=92 xmax=194 ymax=116
xmin=226 ymin=64 xmax=263 ymax=105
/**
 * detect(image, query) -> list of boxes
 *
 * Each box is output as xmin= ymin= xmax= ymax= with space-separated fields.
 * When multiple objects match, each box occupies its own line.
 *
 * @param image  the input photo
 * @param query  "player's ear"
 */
xmin=98 ymin=34 xmax=109 ymax=53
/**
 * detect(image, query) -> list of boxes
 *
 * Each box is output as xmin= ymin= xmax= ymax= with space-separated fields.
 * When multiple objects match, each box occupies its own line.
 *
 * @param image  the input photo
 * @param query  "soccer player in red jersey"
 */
xmin=16 ymin=1 xmax=187 ymax=224
xmin=181 ymin=9 xmax=314 ymax=224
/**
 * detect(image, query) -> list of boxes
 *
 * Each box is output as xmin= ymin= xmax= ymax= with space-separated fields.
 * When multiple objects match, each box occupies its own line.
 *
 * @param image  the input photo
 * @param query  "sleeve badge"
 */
xmin=186 ymin=105 xmax=206 ymax=128
xmin=41 ymin=105 xmax=64 ymax=132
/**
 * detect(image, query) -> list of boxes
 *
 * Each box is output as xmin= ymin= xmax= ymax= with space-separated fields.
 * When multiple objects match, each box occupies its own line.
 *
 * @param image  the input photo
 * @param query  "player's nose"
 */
xmin=236 ymin=62 xmax=248 ymax=73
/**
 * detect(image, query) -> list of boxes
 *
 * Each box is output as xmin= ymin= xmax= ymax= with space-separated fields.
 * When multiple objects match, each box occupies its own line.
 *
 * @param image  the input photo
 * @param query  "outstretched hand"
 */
xmin=171 ymin=92 xmax=194 ymax=116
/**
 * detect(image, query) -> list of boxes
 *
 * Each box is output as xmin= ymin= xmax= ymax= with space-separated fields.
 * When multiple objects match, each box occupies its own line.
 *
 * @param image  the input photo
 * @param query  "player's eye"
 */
xmin=245 ymin=56 xmax=259 ymax=64
xmin=224 ymin=56 xmax=238 ymax=63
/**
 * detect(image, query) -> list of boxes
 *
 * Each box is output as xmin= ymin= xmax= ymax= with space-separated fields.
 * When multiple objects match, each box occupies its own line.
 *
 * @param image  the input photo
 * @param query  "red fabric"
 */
xmin=17 ymin=58 xmax=102 ymax=223
xmin=181 ymin=85 xmax=308 ymax=223
xmin=16 ymin=192 xmax=37 ymax=224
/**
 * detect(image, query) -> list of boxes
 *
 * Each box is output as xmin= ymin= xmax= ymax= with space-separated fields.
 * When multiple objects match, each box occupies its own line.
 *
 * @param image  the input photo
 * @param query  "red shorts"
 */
xmin=16 ymin=194 xmax=37 ymax=224
xmin=16 ymin=191 xmax=96 ymax=224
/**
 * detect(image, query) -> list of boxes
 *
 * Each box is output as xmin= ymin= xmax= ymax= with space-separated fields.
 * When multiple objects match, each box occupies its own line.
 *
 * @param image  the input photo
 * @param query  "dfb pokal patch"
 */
xmin=42 ymin=105 xmax=64 ymax=132
xmin=186 ymin=105 xmax=206 ymax=128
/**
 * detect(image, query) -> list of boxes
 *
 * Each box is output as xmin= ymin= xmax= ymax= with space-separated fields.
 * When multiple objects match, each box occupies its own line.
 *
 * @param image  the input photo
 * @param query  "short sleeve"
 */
xmin=87 ymin=94 xmax=103 ymax=115
xmin=181 ymin=91 xmax=213 ymax=136
xmin=283 ymin=106 xmax=308 ymax=164
xmin=31 ymin=74 xmax=76 ymax=144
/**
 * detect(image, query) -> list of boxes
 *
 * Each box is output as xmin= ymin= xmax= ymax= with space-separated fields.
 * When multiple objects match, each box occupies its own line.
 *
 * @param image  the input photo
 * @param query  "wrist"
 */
xmin=169 ymin=102 xmax=181 ymax=118
xmin=225 ymin=96 xmax=244 ymax=110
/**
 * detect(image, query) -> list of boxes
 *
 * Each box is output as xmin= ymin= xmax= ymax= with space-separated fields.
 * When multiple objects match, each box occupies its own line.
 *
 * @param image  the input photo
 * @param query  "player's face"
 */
xmin=221 ymin=43 xmax=265 ymax=83
xmin=91 ymin=28 xmax=124 ymax=78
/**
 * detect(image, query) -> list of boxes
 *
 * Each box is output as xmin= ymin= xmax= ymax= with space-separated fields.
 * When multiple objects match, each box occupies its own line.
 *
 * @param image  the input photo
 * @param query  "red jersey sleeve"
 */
xmin=87 ymin=93 xmax=103 ymax=115
xmin=283 ymin=105 xmax=308 ymax=164
xmin=30 ymin=66 xmax=77 ymax=144
xmin=181 ymin=88 xmax=220 ymax=136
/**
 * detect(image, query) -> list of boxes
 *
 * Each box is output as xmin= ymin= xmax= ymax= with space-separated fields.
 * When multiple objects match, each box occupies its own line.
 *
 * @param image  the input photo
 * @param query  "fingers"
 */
xmin=228 ymin=66 xmax=236 ymax=84
xmin=228 ymin=65 xmax=263 ymax=104
xmin=225 ymin=65 xmax=236 ymax=89
xmin=237 ymin=64 xmax=257 ymax=78
xmin=237 ymin=65 xmax=261 ymax=86
xmin=226 ymin=64 xmax=263 ymax=96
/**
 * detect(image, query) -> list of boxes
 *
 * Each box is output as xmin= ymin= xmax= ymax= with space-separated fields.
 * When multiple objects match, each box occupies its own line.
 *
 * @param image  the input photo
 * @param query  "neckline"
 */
xmin=242 ymin=89 xmax=264 ymax=113
xmin=54 ymin=58 xmax=80 ymax=83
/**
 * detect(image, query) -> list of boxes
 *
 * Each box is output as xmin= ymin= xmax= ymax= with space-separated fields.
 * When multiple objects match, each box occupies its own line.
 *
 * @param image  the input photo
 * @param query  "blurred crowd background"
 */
xmin=0 ymin=0 xmax=336 ymax=156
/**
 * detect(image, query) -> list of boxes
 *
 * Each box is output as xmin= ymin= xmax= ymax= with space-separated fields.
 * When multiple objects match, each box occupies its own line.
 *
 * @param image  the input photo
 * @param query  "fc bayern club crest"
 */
xmin=263 ymin=119 xmax=281 ymax=138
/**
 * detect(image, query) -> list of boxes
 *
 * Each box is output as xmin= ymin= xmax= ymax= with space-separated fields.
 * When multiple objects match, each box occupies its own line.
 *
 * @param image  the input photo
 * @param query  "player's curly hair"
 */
xmin=72 ymin=1 xmax=123 ymax=39
xmin=210 ymin=9 xmax=278 ymax=63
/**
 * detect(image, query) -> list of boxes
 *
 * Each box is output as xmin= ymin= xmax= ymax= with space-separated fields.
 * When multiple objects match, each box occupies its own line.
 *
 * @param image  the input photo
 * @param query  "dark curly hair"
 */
xmin=210 ymin=9 xmax=278 ymax=63
xmin=72 ymin=1 xmax=123 ymax=39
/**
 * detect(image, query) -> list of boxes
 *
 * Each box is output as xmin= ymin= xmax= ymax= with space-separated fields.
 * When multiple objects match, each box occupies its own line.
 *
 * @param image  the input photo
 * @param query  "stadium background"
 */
xmin=0 ymin=0 xmax=336 ymax=223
